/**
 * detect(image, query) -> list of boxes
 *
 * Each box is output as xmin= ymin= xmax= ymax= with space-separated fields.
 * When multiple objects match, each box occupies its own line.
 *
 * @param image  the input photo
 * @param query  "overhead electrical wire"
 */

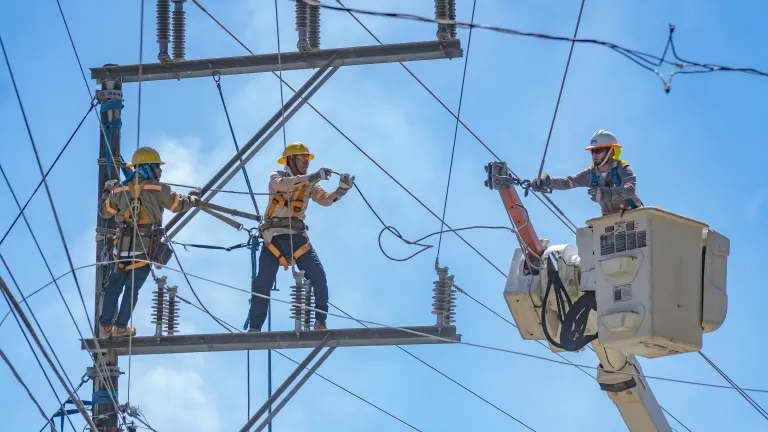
xmin=298 ymin=0 xmax=768 ymax=92
xmin=174 ymin=294 xmax=424 ymax=431
xmin=698 ymin=351 xmax=768 ymax=422
xmin=0 ymin=347 xmax=57 ymax=431
xmin=436 ymin=0 xmax=478 ymax=259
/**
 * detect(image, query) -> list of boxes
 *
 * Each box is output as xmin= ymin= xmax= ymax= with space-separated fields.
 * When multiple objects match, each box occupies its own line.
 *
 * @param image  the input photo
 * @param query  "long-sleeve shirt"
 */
xmin=549 ymin=161 xmax=643 ymax=215
xmin=261 ymin=169 xmax=344 ymax=242
xmin=99 ymin=175 xmax=197 ymax=254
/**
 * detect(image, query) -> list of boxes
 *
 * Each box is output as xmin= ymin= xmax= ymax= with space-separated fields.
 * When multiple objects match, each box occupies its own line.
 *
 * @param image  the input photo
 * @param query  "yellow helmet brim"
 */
xmin=278 ymin=152 xmax=314 ymax=165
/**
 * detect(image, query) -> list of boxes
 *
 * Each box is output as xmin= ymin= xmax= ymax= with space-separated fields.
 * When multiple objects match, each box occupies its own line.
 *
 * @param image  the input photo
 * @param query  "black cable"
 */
xmin=175 ymin=294 xmax=423 ymax=431
xmin=0 ymin=104 xmax=94 ymax=247
xmin=0 ymin=347 xmax=57 ymax=430
xmin=214 ymin=75 xmax=261 ymax=215
xmin=1 ymin=268 xmax=77 ymax=431
xmin=536 ymin=0 xmax=586 ymax=180
xmin=437 ymin=0 xmax=478 ymax=258
xmin=329 ymin=303 xmax=537 ymax=431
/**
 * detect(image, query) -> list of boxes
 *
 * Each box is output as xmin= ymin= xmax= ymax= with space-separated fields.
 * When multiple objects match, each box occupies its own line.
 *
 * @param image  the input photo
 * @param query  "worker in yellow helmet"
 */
xmin=530 ymin=130 xmax=643 ymax=215
xmin=248 ymin=142 xmax=354 ymax=332
xmin=98 ymin=147 xmax=200 ymax=338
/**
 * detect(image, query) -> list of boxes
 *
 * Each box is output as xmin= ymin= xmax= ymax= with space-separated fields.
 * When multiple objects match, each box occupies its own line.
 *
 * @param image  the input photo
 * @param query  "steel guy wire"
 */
xmin=174 ymin=294 xmax=424 ymax=431
xmin=329 ymin=302 xmax=537 ymax=431
xmin=298 ymin=0 xmax=768 ymax=91
xmin=0 ymin=34 xmax=126 ymax=425
xmin=661 ymin=407 xmax=693 ymax=432
xmin=1 ymin=263 xmax=77 ymax=432
xmin=0 ymin=347 xmax=58 ymax=431
xmin=148 ymin=260 xmax=768 ymax=395
xmin=536 ymin=0 xmax=586 ymax=181
xmin=436 ymin=0 xmax=478 ymax=259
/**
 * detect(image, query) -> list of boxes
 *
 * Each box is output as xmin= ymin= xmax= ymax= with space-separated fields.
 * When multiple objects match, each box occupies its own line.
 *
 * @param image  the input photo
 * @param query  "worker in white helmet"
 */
xmin=530 ymin=130 xmax=643 ymax=215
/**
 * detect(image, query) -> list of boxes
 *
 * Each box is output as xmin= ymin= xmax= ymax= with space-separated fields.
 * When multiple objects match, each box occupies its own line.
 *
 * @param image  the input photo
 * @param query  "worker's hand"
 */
xmin=188 ymin=188 xmax=202 ymax=198
xmin=530 ymin=174 xmax=551 ymax=193
xmin=190 ymin=196 xmax=201 ymax=207
xmin=103 ymin=179 xmax=118 ymax=193
xmin=307 ymin=168 xmax=332 ymax=183
xmin=588 ymin=187 xmax=611 ymax=202
xmin=338 ymin=173 xmax=355 ymax=190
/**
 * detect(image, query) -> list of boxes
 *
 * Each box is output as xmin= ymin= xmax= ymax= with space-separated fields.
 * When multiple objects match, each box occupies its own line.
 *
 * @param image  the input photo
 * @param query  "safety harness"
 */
xmin=112 ymin=181 xmax=170 ymax=270
xmin=591 ymin=163 xmax=642 ymax=213
xmin=261 ymin=187 xmax=313 ymax=270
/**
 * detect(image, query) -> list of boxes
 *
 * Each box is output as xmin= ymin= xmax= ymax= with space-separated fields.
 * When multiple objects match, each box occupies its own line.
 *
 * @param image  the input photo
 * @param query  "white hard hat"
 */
xmin=585 ymin=129 xmax=622 ymax=151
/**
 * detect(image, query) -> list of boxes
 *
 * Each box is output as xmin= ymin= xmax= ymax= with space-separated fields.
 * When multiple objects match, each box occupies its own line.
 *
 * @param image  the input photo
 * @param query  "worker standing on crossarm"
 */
xmin=248 ymin=142 xmax=354 ymax=332
xmin=98 ymin=147 xmax=200 ymax=338
xmin=530 ymin=130 xmax=643 ymax=215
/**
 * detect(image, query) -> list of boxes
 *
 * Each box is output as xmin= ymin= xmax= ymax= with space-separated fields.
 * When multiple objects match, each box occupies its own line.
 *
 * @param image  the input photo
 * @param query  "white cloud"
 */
xmin=132 ymin=366 xmax=221 ymax=431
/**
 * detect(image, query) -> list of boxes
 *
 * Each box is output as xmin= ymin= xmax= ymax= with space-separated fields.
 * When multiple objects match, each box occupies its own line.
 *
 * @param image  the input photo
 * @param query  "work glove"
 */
xmin=188 ymin=188 xmax=202 ymax=198
xmin=530 ymin=174 xmax=551 ymax=193
xmin=190 ymin=196 xmax=201 ymax=207
xmin=103 ymin=179 xmax=118 ymax=193
xmin=334 ymin=173 xmax=355 ymax=197
xmin=307 ymin=167 xmax=332 ymax=183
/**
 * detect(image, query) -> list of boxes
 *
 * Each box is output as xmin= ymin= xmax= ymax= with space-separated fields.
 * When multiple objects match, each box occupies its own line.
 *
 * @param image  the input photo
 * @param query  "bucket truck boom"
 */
xmin=484 ymin=161 xmax=730 ymax=432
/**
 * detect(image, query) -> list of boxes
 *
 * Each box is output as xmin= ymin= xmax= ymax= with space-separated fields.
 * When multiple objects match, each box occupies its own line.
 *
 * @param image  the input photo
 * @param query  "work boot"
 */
xmin=111 ymin=326 xmax=137 ymax=338
xmin=314 ymin=321 xmax=328 ymax=331
xmin=99 ymin=325 xmax=113 ymax=339
xmin=248 ymin=328 xmax=261 ymax=333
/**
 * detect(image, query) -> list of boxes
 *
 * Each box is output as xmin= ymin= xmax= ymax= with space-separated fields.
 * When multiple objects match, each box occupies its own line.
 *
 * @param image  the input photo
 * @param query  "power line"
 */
xmin=0 ymin=347 xmax=58 ymax=431
xmin=436 ymin=0 xmax=477 ymax=258
xmin=174 ymin=293 xmax=423 ymax=431
xmin=299 ymin=0 xmax=768 ymax=92
xmin=329 ymin=303 xmax=536 ymax=431
xmin=698 ymin=351 xmax=768 ymax=422
xmin=536 ymin=0 xmax=586 ymax=180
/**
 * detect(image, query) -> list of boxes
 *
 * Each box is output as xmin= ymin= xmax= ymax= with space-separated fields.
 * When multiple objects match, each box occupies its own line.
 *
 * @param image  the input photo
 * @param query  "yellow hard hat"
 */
xmin=278 ymin=142 xmax=314 ymax=165
xmin=126 ymin=147 xmax=165 ymax=168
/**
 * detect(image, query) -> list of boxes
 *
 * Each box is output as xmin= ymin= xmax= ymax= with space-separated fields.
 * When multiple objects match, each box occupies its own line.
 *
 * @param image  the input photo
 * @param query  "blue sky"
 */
xmin=1 ymin=0 xmax=767 ymax=430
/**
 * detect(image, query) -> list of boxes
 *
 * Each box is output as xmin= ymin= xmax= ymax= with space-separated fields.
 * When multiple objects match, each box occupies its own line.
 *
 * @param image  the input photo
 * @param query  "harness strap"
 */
xmin=592 ymin=165 xmax=640 ymax=210
xmin=265 ymin=237 xmax=313 ymax=271
xmin=265 ymin=187 xmax=307 ymax=219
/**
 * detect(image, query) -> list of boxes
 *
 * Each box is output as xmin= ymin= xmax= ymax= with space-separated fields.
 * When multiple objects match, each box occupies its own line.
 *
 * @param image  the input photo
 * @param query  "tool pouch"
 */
xmin=149 ymin=226 xmax=173 ymax=267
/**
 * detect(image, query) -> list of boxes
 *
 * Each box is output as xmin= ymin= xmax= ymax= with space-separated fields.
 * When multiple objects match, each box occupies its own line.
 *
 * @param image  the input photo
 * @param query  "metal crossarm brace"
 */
xmin=164 ymin=54 xmax=339 ymax=238
xmin=240 ymin=333 xmax=332 ymax=432
xmin=255 ymin=346 xmax=336 ymax=432
xmin=90 ymin=40 xmax=462 ymax=83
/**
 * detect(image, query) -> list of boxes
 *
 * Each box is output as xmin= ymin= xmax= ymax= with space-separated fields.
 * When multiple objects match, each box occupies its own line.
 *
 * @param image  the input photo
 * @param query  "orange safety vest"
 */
xmin=263 ymin=187 xmax=313 ymax=270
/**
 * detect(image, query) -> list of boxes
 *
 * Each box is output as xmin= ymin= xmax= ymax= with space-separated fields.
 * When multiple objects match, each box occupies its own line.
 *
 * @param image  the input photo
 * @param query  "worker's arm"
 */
xmin=99 ymin=180 xmax=125 ymax=219
xmin=597 ymin=163 xmax=638 ymax=202
xmin=156 ymin=184 xmax=198 ymax=213
xmin=270 ymin=168 xmax=332 ymax=193
xmin=549 ymin=168 xmax=593 ymax=190
xmin=308 ymin=173 xmax=354 ymax=206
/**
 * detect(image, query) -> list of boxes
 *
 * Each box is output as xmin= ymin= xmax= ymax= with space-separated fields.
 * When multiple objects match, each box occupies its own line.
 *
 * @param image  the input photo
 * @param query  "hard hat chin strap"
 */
xmin=598 ymin=148 xmax=614 ymax=168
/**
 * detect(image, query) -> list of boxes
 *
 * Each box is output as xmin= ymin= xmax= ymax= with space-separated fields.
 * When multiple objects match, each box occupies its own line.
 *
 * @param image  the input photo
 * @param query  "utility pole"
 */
xmin=92 ymin=71 xmax=124 ymax=431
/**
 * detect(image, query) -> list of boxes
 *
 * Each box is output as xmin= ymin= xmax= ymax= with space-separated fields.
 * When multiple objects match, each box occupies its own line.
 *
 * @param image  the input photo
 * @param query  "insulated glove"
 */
xmin=103 ymin=179 xmax=118 ymax=193
xmin=338 ymin=173 xmax=355 ymax=190
xmin=530 ymin=174 xmax=551 ymax=193
xmin=307 ymin=168 xmax=332 ymax=183
xmin=188 ymin=188 xmax=202 ymax=198
xmin=588 ymin=187 xmax=610 ymax=202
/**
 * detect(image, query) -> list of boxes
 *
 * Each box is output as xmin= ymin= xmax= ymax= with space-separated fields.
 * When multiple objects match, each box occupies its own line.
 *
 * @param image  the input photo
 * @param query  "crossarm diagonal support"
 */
xmin=164 ymin=53 xmax=339 ymax=238
xmin=201 ymin=208 xmax=244 ymax=231
xmin=240 ymin=333 xmax=332 ymax=432
xmin=89 ymin=40 xmax=462 ymax=83
xmin=255 ymin=346 xmax=336 ymax=432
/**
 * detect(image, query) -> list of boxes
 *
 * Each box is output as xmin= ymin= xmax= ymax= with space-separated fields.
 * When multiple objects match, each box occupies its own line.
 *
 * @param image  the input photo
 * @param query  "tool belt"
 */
xmin=113 ymin=224 xmax=173 ymax=270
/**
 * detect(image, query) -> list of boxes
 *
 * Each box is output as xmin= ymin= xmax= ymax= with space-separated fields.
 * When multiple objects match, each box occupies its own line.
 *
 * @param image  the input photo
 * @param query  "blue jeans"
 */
xmin=249 ymin=234 xmax=329 ymax=331
xmin=99 ymin=263 xmax=151 ymax=327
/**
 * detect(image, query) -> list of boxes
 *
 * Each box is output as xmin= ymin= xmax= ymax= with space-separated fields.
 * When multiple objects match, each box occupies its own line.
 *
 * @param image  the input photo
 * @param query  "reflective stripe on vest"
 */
xmin=591 ymin=165 xmax=639 ymax=210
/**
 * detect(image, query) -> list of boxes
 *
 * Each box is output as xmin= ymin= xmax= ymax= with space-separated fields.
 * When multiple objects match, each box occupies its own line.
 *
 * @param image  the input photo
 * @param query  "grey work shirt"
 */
xmin=549 ymin=161 xmax=643 ymax=215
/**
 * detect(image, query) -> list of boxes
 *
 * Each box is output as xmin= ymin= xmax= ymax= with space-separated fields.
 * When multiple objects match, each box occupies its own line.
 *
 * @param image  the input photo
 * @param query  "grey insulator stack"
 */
xmin=295 ymin=1 xmax=311 ymax=52
xmin=165 ymin=285 xmax=180 ymax=335
xmin=157 ymin=0 xmax=172 ymax=62
xmin=172 ymin=0 xmax=187 ymax=61
xmin=308 ymin=3 xmax=321 ymax=50
xmin=151 ymin=277 xmax=168 ymax=337
xmin=432 ymin=263 xmax=457 ymax=326
xmin=435 ymin=0 xmax=457 ymax=41
xmin=290 ymin=270 xmax=314 ymax=331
